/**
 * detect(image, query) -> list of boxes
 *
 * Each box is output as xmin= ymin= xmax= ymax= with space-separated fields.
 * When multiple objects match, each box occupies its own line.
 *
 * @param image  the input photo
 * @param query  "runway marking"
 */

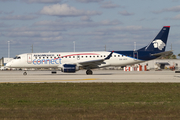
xmin=59 ymin=78 xmax=97 ymax=81
xmin=0 ymin=78 xmax=97 ymax=83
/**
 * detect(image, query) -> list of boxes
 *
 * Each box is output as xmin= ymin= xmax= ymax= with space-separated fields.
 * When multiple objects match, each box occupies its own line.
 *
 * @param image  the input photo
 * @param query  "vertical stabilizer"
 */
xmin=138 ymin=26 xmax=170 ymax=52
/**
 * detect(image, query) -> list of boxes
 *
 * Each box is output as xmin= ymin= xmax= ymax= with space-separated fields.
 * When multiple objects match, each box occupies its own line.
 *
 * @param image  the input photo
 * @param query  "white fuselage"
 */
xmin=6 ymin=51 xmax=143 ymax=69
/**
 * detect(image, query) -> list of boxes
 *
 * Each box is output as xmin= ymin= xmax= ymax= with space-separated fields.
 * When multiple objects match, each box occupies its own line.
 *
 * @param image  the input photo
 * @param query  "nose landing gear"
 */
xmin=23 ymin=71 xmax=27 ymax=75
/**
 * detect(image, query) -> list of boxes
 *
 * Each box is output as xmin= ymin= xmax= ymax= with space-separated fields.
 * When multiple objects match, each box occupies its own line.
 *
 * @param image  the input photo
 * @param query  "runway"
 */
xmin=0 ymin=70 xmax=180 ymax=83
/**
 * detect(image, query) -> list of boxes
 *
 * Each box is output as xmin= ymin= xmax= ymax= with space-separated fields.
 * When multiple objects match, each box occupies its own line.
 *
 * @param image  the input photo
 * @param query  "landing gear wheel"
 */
xmin=51 ymin=71 xmax=57 ymax=74
xmin=86 ymin=69 xmax=93 ymax=75
xmin=23 ymin=71 xmax=27 ymax=75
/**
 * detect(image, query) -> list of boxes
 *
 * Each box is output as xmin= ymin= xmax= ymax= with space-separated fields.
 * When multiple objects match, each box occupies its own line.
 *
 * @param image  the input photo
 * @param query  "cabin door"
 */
xmin=27 ymin=54 xmax=32 ymax=64
xmin=133 ymin=51 xmax=138 ymax=60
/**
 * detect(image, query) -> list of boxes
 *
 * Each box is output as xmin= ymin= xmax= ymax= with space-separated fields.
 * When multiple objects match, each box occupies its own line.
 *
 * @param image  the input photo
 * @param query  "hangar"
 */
xmin=140 ymin=59 xmax=179 ymax=70
xmin=0 ymin=57 xmax=13 ymax=69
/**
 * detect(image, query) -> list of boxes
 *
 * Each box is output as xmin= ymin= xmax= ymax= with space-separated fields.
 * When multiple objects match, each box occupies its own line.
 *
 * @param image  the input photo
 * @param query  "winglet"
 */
xmin=105 ymin=51 xmax=114 ymax=60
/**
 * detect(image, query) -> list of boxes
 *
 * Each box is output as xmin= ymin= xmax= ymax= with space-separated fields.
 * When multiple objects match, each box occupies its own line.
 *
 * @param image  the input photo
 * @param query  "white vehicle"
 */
xmin=0 ymin=66 xmax=6 ymax=70
xmin=6 ymin=26 xmax=172 ymax=75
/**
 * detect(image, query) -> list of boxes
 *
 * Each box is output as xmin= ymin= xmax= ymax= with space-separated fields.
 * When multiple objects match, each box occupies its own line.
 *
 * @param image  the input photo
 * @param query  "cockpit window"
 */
xmin=14 ymin=56 xmax=21 ymax=59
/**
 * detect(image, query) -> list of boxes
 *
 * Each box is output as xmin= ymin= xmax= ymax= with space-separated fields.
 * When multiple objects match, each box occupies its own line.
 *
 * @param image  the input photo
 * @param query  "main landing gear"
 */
xmin=51 ymin=71 xmax=57 ymax=74
xmin=86 ymin=69 xmax=93 ymax=75
xmin=23 ymin=71 xmax=27 ymax=75
xmin=51 ymin=68 xmax=57 ymax=74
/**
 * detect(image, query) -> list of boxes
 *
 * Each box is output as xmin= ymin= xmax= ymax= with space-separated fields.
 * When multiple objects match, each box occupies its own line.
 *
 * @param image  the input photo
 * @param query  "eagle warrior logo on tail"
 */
xmin=152 ymin=39 xmax=166 ymax=50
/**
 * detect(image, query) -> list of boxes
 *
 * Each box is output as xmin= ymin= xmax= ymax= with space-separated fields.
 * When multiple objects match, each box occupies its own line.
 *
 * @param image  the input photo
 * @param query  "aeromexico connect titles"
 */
xmin=6 ymin=26 xmax=172 ymax=75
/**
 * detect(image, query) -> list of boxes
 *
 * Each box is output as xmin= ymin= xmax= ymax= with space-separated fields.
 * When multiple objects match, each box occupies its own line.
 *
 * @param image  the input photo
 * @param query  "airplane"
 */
xmin=6 ymin=26 xmax=172 ymax=75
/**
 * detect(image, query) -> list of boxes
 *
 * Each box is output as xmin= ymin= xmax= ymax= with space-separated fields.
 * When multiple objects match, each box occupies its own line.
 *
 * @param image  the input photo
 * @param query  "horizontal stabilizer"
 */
xmin=151 ymin=51 xmax=173 ymax=57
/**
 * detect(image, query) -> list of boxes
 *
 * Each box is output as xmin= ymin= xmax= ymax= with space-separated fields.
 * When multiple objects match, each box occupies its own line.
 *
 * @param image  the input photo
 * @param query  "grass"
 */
xmin=0 ymin=83 xmax=180 ymax=120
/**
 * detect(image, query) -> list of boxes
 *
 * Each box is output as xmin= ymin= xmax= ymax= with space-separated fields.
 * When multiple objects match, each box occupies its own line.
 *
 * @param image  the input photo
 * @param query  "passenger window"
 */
xmin=114 ymin=55 xmax=116 ymax=57
xmin=69 ymin=56 xmax=71 ymax=58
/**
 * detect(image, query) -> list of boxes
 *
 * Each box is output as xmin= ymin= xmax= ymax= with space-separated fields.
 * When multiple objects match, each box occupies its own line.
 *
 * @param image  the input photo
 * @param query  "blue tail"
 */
xmin=138 ymin=26 xmax=170 ymax=52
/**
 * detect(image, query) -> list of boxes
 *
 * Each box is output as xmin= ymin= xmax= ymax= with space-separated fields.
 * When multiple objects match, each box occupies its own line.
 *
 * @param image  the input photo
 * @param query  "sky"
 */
xmin=0 ymin=0 xmax=180 ymax=58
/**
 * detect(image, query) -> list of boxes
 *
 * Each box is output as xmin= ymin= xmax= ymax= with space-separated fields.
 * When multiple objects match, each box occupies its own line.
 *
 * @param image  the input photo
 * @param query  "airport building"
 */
xmin=0 ymin=57 xmax=13 ymax=68
xmin=140 ymin=59 xmax=180 ymax=70
xmin=105 ymin=59 xmax=180 ymax=71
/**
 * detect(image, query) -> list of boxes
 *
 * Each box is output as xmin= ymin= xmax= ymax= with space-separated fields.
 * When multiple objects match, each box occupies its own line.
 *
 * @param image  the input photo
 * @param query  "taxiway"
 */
xmin=0 ymin=70 xmax=180 ymax=83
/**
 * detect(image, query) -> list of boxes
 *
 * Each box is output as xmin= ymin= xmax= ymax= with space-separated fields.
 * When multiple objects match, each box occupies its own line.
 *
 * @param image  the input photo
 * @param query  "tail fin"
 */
xmin=138 ymin=26 xmax=170 ymax=52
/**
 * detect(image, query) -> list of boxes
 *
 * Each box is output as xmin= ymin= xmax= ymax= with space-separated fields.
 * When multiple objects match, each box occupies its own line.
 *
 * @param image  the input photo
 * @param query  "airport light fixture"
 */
xmin=8 ymin=41 xmax=10 ymax=58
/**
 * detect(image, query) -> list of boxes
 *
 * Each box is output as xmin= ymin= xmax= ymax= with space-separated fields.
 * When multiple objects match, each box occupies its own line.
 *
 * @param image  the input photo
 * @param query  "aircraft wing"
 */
xmin=151 ymin=51 xmax=173 ymax=57
xmin=78 ymin=51 xmax=114 ymax=69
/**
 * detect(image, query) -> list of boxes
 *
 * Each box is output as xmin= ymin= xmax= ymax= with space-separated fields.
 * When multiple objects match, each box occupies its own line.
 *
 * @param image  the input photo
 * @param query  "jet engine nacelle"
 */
xmin=61 ymin=64 xmax=78 ymax=73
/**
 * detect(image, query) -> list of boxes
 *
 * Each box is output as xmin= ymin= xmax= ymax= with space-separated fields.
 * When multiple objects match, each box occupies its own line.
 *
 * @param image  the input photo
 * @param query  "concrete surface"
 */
xmin=0 ymin=70 xmax=180 ymax=83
